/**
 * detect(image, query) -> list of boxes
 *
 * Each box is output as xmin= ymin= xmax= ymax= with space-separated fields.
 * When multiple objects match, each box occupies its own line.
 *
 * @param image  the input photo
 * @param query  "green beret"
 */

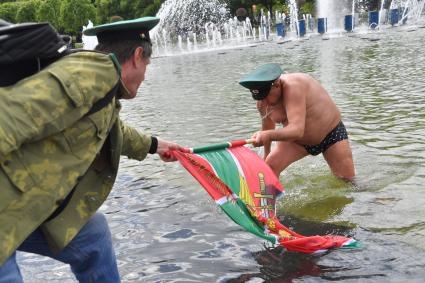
xmin=83 ymin=17 xmax=160 ymax=43
xmin=239 ymin=63 xmax=282 ymax=100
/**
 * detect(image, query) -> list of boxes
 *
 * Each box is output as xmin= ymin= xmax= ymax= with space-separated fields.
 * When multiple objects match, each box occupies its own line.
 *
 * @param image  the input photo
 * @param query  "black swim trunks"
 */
xmin=303 ymin=121 xmax=348 ymax=156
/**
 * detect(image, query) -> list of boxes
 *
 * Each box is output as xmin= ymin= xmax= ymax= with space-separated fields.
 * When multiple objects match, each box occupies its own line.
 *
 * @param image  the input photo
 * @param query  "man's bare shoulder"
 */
xmin=281 ymin=73 xmax=313 ymax=96
xmin=282 ymin=73 xmax=314 ymax=83
xmin=285 ymin=73 xmax=323 ymax=94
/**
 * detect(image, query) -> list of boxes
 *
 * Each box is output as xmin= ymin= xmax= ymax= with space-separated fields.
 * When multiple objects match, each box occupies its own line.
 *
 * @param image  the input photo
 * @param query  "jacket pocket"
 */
xmin=62 ymin=104 xmax=113 ymax=161
xmin=87 ymin=103 xmax=113 ymax=141
xmin=0 ymin=151 xmax=36 ymax=193
xmin=48 ymin=69 xmax=84 ymax=108
xmin=62 ymin=117 xmax=100 ymax=160
xmin=0 ymin=169 xmax=22 ymax=213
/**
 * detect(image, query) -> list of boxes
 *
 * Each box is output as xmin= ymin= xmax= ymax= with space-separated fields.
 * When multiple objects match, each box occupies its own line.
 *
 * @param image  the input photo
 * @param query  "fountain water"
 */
xmin=82 ymin=20 xmax=98 ymax=50
xmin=81 ymin=0 xmax=424 ymax=55
xmin=151 ymin=0 xmax=260 ymax=56
xmin=275 ymin=11 xmax=286 ymax=37
xmin=317 ymin=0 xmax=353 ymax=32
xmin=154 ymin=0 xmax=229 ymax=39
xmin=374 ymin=0 xmax=425 ymax=29
xmin=152 ymin=0 xmax=257 ymax=55
xmin=288 ymin=0 xmax=300 ymax=35
xmin=389 ymin=0 xmax=425 ymax=25
xmin=378 ymin=0 xmax=387 ymax=28
xmin=258 ymin=9 xmax=272 ymax=40
xmin=351 ymin=0 xmax=356 ymax=30
xmin=316 ymin=0 xmax=424 ymax=33
xmin=152 ymin=0 xmax=230 ymax=54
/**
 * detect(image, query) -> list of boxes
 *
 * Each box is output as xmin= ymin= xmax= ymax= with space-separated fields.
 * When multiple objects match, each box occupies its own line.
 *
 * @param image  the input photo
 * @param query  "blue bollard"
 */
xmin=390 ymin=8 xmax=399 ymax=26
xmin=317 ymin=18 xmax=327 ymax=34
xmin=298 ymin=19 xmax=306 ymax=37
xmin=344 ymin=15 xmax=354 ymax=32
xmin=369 ymin=11 xmax=379 ymax=29
xmin=276 ymin=22 xmax=285 ymax=37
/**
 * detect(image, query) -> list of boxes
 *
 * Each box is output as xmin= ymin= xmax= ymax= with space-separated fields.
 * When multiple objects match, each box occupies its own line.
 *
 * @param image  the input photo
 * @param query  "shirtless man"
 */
xmin=239 ymin=63 xmax=355 ymax=181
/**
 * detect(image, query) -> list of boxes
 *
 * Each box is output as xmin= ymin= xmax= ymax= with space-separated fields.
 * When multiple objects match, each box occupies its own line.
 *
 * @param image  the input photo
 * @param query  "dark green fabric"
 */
xmin=83 ymin=17 xmax=160 ymax=44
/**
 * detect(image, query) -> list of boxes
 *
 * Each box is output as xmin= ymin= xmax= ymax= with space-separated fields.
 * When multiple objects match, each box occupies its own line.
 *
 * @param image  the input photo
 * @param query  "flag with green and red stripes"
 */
xmin=172 ymin=140 xmax=358 ymax=253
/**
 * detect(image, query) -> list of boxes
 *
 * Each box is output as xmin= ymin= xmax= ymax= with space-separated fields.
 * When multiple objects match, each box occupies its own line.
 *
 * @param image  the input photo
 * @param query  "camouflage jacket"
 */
xmin=0 ymin=52 xmax=152 ymax=264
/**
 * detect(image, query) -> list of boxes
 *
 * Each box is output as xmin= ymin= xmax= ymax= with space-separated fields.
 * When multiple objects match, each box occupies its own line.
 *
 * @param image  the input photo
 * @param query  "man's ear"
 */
xmin=132 ymin=46 xmax=144 ymax=66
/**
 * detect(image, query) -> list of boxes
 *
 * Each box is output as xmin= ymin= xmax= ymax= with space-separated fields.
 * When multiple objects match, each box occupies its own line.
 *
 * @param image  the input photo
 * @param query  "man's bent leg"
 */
xmin=266 ymin=141 xmax=309 ymax=177
xmin=0 ymin=252 xmax=24 ymax=283
xmin=323 ymin=139 xmax=355 ymax=180
xmin=18 ymin=213 xmax=120 ymax=283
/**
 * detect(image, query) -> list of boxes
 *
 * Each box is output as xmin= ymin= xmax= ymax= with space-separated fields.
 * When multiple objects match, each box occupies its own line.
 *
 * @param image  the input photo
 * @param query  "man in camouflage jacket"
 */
xmin=0 ymin=17 xmax=184 ymax=282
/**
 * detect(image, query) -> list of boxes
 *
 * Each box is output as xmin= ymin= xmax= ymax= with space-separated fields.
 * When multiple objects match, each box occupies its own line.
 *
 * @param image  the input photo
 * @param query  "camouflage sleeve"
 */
xmin=120 ymin=120 xmax=152 ymax=161
xmin=0 ymin=52 xmax=118 ymax=163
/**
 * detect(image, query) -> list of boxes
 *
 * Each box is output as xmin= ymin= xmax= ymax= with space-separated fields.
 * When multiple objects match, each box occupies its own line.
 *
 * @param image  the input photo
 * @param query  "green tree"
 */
xmin=60 ymin=0 xmax=96 ymax=35
xmin=225 ymin=0 xmax=292 ymax=21
xmin=0 ymin=2 xmax=19 ymax=22
xmin=16 ymin=0 xmax=40 ymax=23
xmin=357 ymin=0 xmax=380 ymax=11
xmin=272 ymin=2 xmax=289 ymax=15
xmin=119 ymin=0 xmax=133 ymax=16
xmin=138 ymin=0 xmax=163 ymax=17
xmin=226 ymin=0 xmax=255 ymax=14
xmin=94 ymin=0 xmax=166 ymax=24
xmin=300 ymin=0 xmax=314 ymax=15
xmin=95 ymin=0 xmax=121 ymax=23
xmin=37 ymin=0 xmax=62 ymax=29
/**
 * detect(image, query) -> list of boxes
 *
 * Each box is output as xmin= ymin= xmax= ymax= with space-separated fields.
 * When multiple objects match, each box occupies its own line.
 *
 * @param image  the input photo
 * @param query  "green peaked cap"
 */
xmin=83 ymin=17 xmax=160 ymax=43
xmin=239 ymin=63 xmax=282 ymax=90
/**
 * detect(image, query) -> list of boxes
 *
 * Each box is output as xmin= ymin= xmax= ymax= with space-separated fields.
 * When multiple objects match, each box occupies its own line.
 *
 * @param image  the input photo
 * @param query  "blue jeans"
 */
xmin=0 ymin=213 xmax=120 ymax=283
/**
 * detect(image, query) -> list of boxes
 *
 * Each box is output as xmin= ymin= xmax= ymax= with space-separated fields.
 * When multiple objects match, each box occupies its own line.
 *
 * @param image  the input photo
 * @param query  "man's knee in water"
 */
xmin=330 ymin=158 xmax=355 ymax=181
xmin=265 ymin=158 xmax=284 ymax=177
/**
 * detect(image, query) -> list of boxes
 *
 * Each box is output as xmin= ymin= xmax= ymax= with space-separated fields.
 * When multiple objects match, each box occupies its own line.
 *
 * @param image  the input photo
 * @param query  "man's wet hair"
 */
xmin=95 ymin=39 xmax=152 ymax=64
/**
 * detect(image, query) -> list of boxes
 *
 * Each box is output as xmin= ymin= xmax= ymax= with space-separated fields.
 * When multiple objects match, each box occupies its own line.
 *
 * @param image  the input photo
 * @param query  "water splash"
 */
xmin=288 ymin=0 xmax=300 ymax=35
xmin=316 ymin=0 xmax=425 ymax=32
xmin=317 ymin=0 xmax=353 ymax=32
xmin=81 ymin=20 xmax=98 ymax=50
xmin=153 ymin=0 xmax=230 ymax=41
xmin=152 ymin=0 xmax=258 ymax=56
xmin=390 ymin=0 xmax=425 ymax=25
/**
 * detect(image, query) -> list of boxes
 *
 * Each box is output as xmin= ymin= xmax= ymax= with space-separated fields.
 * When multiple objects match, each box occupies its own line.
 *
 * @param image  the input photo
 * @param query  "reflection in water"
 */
xmin=19 ymin=28 xmax=425 ymax=282
xmin=278 ymin=215 xmax=356 ymax=238
xmin=227 ymin=247 xmax=386 ymax=282
xmin=228 ymin=249 xmax=334 ymax=282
